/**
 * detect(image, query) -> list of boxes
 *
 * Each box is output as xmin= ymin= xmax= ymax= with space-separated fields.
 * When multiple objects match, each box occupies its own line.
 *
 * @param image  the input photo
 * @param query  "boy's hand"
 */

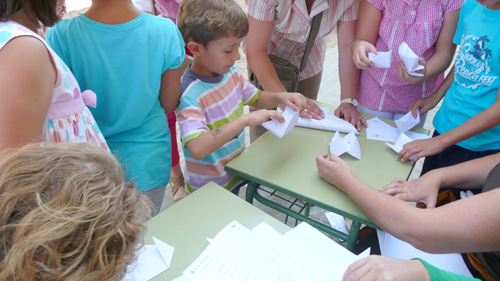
xmin=352 ymin=40 xmax=377 ymax=69
xmin=246 ymin=109 xmax=284 ymax=127
xmin=397 ymin=58 xmax=427 ymax=84
xmin=280 ymin=92 xmax=307 ymax=113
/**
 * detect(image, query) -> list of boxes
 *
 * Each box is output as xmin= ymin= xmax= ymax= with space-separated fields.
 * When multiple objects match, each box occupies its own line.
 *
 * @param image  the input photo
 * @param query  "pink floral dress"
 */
xmin=0 ymin=21 xmax=108 ymax=149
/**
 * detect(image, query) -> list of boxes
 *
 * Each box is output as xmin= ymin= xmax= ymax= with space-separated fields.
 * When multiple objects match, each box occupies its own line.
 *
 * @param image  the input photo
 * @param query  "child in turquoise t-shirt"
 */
xmin=397 ymin=0 xmax=500 ymax=184
xmin=47 ymin=0 xmax=185 ymax=214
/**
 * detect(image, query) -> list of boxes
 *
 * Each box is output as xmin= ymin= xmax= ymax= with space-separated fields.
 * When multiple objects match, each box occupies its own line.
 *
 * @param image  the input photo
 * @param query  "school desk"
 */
xmin=225 ymin=105 xmax=429 ymax=251
xmin=145 ymin=182 xmax=291 ymax=281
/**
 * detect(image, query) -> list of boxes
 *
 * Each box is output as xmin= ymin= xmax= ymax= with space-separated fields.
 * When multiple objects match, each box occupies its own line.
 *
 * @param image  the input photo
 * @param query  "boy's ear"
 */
xmin=187 ymin=41 xmax=204 ymax=57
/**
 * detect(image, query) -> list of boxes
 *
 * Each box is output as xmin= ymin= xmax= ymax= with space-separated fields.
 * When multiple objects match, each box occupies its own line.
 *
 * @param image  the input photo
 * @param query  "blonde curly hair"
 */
xmin=0 ymin=143 xmax=151 ymax=281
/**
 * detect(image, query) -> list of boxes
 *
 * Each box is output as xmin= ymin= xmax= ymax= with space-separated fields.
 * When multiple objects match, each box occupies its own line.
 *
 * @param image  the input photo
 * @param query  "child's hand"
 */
xmin=397 ymin=58 xmax=427 ymax=84
xmin=397 ymin=137 xmax=447 ymax=164
xmin=280 ymin=92 xmax=307 ymax=113
xmin=246 ymin=109 xmax=284 ymax=127
xmin=408 ymin=95 xmax=439 ymax=118
xmin=352 ymin=40 xmax=377 ymax=69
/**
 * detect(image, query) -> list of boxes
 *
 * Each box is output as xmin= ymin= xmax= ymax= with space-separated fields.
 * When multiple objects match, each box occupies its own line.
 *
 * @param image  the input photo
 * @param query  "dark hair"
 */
xmin=0 ymin=0 xmax=59 ymax=27
xmin=177 ymin=0 xmax=249 ymax=46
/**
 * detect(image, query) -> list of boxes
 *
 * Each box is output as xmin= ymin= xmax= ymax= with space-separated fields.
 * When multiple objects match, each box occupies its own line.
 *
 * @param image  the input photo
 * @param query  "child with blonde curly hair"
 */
xmin=0 ymin=143 xmax=150 ymax=281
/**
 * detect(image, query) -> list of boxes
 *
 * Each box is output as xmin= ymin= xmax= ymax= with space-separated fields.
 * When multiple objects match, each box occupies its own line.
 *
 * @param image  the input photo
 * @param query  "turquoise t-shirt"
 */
xmin=433 ymin=0 xmax=500 ymax=151
xmin=47 ymin=13 xmax=185 ymax=190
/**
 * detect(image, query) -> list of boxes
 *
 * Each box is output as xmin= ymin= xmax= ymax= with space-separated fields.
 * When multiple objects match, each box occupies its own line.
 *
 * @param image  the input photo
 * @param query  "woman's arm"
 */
xmin=245 ymin=16 xmax=286 ymax=93
xmin=316 ymin=153 xmax=500 ymax=253
xmin=334 ymin=20 xmax=367 ymax=131
xmin=382 ymin=152 xmax=500 ymax=207
xmin=0 ymin=37 xmax=54 ymax=153
xmin=159 ymin=68 xmax=182 ymax=113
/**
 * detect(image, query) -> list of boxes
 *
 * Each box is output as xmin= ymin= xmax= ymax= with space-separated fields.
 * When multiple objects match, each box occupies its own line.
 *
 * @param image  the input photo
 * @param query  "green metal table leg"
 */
xmin=245 ymin=181 xmax=258 ymax=204
xmin=346 ymin=221 xmax=361 ymax=251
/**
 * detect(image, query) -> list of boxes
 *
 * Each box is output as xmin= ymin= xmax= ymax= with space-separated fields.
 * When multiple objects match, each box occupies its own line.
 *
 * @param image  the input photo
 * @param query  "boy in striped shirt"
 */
xmin=176 ymin=0 xmax=318 ymax=194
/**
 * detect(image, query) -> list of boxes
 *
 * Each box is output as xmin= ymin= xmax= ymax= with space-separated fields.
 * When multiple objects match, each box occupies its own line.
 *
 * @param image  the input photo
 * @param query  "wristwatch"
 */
xmin=341 ymin=98 xmax=358 ymax=108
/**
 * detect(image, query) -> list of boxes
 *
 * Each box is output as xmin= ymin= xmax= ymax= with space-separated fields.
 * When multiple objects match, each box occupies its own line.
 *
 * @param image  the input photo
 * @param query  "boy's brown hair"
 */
xmin=177 ymin=0 xmax=249 ymax=46
xmin=0 ymin=0 xmax=60 ymax=27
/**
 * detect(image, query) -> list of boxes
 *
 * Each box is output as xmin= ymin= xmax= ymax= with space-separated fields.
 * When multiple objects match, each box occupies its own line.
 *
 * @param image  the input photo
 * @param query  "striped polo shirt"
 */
xmin=177 ymin=66 xmax=260 ymax=192
xmin=244 ymin=0 xmax=359 ymax=80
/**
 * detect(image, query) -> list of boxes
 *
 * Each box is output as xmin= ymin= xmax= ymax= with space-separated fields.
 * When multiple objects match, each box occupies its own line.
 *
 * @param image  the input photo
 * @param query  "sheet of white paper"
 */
xmin=152 ymin=237 xmax=174 ymax=268
xmin=385 ymin=132 xmax=430 ymax=160
xmin=325 ymin=212 xmax=349 ymax=242
xmin=123 ymin=244 xmax=170 ymax=281
xmin=283 ymin=222 xmax=371 ymax=280
xmin=368 ymin=50 xmax=392 ymax=68
xmin=377 ymin=230 xmax=473 ymax=277
xmin=395 ymin=110 xmax=420 ymax=133
xmin=296 ymin=107 xmax=359 ymax=135
xmin=405 ymin=130 xmax=430 ymax=141
xmin=398 ymin=42 xmax=424 ymax=77
xmin=366 ymin=117 xmax=400 ymax=143
xmin=181 ymin=221 xmax=343 ymax=281
xmin=329 ymin=131 xmax=361 ymax=160
xmin=262 ymin=106 xmax=299 ymax=138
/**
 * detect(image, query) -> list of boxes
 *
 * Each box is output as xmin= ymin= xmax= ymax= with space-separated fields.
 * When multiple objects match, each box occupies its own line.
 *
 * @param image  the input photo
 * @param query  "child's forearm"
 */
xmin=185 ymin=115 xmax=249 ymax=160
xmin=429 ymin=65 xmax=454 ymax=104
xmin=251 ymin=91 xmax=285 ymax=109
xmin=338 ymin=20 xmax=360 ymax=100
xmin=422 ymin=49 xmax=456 ymax=81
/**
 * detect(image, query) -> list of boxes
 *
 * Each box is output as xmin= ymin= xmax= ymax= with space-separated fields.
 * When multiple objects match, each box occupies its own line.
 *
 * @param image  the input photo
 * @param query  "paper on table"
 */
xmin=377 ymin=230 xmax=473 ymax=278
xmin=123 ymin=237 xmax=174 ymax=281
xmin=181 ymin=221 xmax=340 ymax=281
xmin=366 ymin=117 xmax=401 ymax=143
xmin=395 ymin=109 xmax=420 ymax=133
xmin=296 ymin=107 xmax=359 ymax=135
xmin=262 ymin=106 xmax=299 ymax=138
xmin=368 ymin=50 xmax=392 ymax=68
xmin=283 ymin=222 xmax=370 ymax=279
xmin=385 ymin=132 xmax=430 ymax=160
xmin=329 ymin=131 xmax=361 ymax=160
xmin=398 ymin=42 xmax=424 ymax=77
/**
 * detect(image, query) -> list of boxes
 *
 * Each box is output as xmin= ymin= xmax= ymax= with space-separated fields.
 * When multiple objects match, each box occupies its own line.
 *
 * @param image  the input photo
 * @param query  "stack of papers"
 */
xmin=368 ymin=50 xmax=392 ymax=68
xmin=399 ymin=42 xmax=424 ymax=77
xmin=262 ymin=106 xmax=299 ymax=138
xmin=296 ymin=107 xmax=359 ymax=135
xmin=329 ymin=132 xmax=361 ymax=160
xmin=174 ymin=221 xmax=369 ymax=281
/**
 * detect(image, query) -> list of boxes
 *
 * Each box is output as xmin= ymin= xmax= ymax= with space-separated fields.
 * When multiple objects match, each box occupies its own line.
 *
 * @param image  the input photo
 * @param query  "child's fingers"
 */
xmin=272 ymin=111 xmax=285 ymax=122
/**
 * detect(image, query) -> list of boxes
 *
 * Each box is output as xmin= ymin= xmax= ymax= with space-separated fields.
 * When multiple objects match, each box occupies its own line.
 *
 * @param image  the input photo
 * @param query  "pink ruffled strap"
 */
xmin=45 ymin=90 xmax=97 ymax=120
